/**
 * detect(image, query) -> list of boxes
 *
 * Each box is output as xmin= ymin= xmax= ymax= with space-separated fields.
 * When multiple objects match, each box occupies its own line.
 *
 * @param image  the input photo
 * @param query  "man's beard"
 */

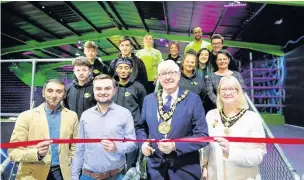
xmin=195 ymin=36 xmax=201 ymax=41
xmin=97 ymin=99 xmax=112 ymax=105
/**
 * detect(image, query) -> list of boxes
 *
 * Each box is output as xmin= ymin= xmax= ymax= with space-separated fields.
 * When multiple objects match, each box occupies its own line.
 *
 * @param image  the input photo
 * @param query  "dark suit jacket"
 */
xmin=136 ymin=89 xmax=209 ymax=179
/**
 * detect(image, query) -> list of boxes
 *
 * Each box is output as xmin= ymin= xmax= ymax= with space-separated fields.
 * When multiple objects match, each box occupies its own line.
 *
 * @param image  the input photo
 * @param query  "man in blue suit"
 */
xmin=136 ymin=60 xmax=209 ymax=180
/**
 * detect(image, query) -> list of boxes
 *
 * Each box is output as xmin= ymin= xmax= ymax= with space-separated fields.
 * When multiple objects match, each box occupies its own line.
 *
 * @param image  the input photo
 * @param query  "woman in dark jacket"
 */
xmin=178 ymin=50 xmax=209 ymax=111
xmin=206 ymin=49 xmax=245 ymax=106
xmin=166 ymin=41 xmax=183 ymax=66
xmin=196 ymin=48 xmax=215 ymax=112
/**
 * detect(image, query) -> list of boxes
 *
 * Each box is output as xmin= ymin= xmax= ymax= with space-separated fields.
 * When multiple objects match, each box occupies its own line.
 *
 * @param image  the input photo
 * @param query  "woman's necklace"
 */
xmin=219 ymin=108 xmax=247 ymax=135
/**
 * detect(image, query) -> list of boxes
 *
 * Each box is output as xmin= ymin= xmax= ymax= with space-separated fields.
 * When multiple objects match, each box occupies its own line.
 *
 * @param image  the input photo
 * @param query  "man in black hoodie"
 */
xmin=113 ymin=57 xmax=147 ymax=171
xmin=109 ymin=37 xmax=148 ymax=88
xmin=63 ymin=56 xmax=96 ymax=118
xmin=84 ymin=41 xmax=109 ymax=77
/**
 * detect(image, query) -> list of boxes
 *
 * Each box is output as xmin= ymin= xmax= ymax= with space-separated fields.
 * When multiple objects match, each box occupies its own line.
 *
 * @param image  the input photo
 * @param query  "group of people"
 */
xmin=8 ymin=27 xmax=266 ymax=180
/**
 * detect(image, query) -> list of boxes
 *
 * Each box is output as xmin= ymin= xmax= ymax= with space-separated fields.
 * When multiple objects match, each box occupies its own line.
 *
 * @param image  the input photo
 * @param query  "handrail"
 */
xmin=244 ymin=93 xmax=300 ymax=180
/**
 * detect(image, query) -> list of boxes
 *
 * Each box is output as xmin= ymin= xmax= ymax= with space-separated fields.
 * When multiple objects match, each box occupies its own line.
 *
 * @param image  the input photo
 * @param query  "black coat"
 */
xmin=92 ymin=57 xmax=109 ymax=77
xmin=63 ymin=79 xmax=96 ymax=118
xmin=109 ymin=53 xmax=148 ymax=88
xmin=113 ymin=75 xmax=147 ymax=126
xmin=210 ymin=52 xmax=239 ymax=72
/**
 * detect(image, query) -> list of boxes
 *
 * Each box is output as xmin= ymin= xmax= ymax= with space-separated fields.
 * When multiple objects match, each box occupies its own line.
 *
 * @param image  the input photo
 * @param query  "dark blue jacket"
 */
xmin=136 ymin=89 xmax=209 ymax=179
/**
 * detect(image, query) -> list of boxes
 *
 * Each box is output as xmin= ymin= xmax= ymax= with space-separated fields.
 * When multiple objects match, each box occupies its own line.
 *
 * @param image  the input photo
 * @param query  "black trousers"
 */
xmin=47 ymin=166 xmax=63 ymax=180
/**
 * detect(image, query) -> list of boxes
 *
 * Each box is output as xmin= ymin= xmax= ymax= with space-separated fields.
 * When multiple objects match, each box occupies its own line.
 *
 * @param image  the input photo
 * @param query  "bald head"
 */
xmin=193 ymin=27 xmax=202 ymax=41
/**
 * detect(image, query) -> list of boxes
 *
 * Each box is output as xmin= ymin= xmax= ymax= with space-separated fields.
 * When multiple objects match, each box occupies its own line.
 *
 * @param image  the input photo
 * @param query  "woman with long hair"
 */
xmin=179 ymin=50 xmax=207 ymax=107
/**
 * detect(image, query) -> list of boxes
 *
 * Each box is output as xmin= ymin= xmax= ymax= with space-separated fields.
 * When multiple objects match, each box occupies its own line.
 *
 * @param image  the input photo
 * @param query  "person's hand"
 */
xmin=157 ymin=141 xmax=176 ymax=154
xmin=101 ymin=140 xmax=117 ymax=153
xmin=214 ymin=137 xmax=229 ymax=156
xmin=142 ymin=142 xmax=155 ymax=156
xmin=37 ymin=140 xmax=52 ymax=157
xmin=202 ymin=166 xmax=208 ymax=180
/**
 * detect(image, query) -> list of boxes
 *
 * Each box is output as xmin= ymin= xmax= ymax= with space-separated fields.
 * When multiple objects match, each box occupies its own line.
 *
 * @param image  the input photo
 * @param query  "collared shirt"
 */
xmin=44 ymin=104 xmax=62 ymax=167
xmin=71 ymin=102 xmax=136 ymax=179
xmin=157 ymin=88 xmax=179 ymax=125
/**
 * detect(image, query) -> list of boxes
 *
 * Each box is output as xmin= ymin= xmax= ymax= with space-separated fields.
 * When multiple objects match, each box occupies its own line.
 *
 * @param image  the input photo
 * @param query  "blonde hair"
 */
xmin=84 ymin=41 xmax=98 ymax=50
xmin=216 ymin=75 xmax=248 ymax=110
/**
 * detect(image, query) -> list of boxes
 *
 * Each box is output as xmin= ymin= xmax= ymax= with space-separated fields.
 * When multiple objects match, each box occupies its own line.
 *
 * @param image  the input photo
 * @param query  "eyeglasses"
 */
xmin=220 ymin=87 xmax=238 ymax=93
xmin=212 ymin=42 xmax=222 ymax=46
xmin=159 ymin=71 xmax=180 ymax=77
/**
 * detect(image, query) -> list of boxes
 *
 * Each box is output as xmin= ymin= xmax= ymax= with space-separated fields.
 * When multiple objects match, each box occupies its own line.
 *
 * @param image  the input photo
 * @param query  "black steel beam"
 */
xmin=2 ymin=7 xmax=62 ymax=39
xmin=232 ymin=4 xmax=267 ymax=40
xmin=98 ymin=47 xmax=109 ymax=56
xmin=107 ymin=38 xmax=120 ymax=51
xmin=5 ymin=24 xmax=74 ymax=57
xmin=134 ymin=2 xmax=149 ymax=32
xmin=188 ymin=2 xmax=195 ymax=36
xmin=29 ymin=1 xmax=81 ymax=36
xmin=98 ymin=2 xmax=122 ymax=30
xmin=64 ymin=1 xmax=101 ymax=33
xmin=3 ymin=23 xmax=44 ymax=42
xmin=106 ymin=1 xmax=128 ymax=30
xmin=163 ymin=2 xmax=170 ymax=34
xmin=53 ymin=47 xmax=75 ymax=57
xmin=212 ymin=8 xmax=227 ymax=36
xmin=131 ymin=37 xmax=140 ymax=49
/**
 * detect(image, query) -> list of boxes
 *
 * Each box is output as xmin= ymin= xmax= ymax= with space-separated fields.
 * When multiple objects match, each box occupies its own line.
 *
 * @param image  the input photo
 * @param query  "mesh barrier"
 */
xmin=259 ymin=135 xmax=298 ymax=180
xmin=33 ymin=61 xmax=74 ymax=107
xmin=245 ymin=93 xmax=300 ymax=180
xmin=1 ymin=62 xmax=32 ymax=115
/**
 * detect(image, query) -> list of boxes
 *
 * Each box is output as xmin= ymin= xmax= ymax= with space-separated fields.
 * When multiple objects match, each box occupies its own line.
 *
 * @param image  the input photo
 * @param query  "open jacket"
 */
xmin=8 ymin=104 xmax=78 ymax=180
xmin=204 ymin=109 xmax=266 ymax=180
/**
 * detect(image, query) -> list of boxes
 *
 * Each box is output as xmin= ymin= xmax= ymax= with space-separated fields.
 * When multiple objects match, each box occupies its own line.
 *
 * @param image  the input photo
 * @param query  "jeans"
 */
xmin=80 ymin=172 xmax=124 ymax=180
xmin=47 ymin=167 xmax=63 ymax=180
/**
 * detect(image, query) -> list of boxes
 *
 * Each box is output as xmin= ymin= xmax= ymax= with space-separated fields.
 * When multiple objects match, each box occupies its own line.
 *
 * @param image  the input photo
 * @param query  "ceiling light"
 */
xmin=275 ymin=18 xmax=283 ymax=25
xmin=224 ymin=1 xmax=247 ymax=8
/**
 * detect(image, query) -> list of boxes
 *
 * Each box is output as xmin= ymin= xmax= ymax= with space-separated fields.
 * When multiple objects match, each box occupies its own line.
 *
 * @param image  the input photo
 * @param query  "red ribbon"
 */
xmin=1 ymin=137 xmax=304 ymax=149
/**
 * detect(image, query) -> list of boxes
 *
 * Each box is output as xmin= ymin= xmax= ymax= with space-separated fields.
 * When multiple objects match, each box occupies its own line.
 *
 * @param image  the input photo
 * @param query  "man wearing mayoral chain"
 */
xmin=136 ymin=60 xmax=209 ymax=180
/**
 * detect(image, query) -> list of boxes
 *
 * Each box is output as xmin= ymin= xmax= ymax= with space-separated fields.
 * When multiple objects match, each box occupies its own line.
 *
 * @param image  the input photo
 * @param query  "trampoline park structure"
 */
xmin=1 ymin=1 xmax=304 ymax=180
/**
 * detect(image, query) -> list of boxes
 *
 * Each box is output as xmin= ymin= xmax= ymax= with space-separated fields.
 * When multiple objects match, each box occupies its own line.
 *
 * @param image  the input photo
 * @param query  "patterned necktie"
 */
xmin=163 ymin=95 xmax=172 ymax=113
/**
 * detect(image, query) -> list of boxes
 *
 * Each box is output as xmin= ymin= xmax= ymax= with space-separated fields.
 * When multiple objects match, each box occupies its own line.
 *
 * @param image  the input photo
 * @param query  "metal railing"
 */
xmin=244 ymin=93 xmax=300 ymax=180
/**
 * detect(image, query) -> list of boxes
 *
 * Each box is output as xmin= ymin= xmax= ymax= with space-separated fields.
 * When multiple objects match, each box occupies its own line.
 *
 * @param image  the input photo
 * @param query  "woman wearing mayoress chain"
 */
xmin=202 ymin=75 xmax=266 ymax=180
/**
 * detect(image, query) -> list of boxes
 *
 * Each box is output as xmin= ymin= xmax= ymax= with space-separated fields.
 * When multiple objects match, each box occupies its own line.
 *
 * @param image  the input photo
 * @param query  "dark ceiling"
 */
xmin=1 ymin=1 xmax=303 ymax=61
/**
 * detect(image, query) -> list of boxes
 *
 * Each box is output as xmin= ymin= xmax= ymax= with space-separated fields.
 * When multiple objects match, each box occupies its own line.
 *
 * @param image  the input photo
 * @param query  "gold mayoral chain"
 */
xmin=157 ymin=89 xmax=189 ymax=135
xmin=219 ymin=108 xmax=247 ymax=135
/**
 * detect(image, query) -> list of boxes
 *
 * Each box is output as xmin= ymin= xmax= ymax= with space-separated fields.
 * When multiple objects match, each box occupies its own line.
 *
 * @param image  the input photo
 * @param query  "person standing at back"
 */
xmin=63 ymin=56 xmax=96 ymax=119
xmin=83 ymin=41 xmax=109 ymax=77
xmin=209 ymin=34 xmax=239 ymax=72
xmin=166 ymin=41 xmax=183 ymax=66
xmin=184 ymin=27 xmax=211 ymax=54
xmin=109 ymin=37 xmax=148 ymax=87
xmin=136 ymin=34 xmax=162 ymax=94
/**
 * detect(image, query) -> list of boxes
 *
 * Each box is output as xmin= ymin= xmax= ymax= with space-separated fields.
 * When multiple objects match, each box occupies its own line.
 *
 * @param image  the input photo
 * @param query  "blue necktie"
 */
xmin=163 ymin=95 xmax=172 ymax=113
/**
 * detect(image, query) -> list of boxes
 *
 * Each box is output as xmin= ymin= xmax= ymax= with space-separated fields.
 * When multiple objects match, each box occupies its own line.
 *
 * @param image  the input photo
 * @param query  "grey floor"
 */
xmin=268 ymin=124 xmax=304 ymax=177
